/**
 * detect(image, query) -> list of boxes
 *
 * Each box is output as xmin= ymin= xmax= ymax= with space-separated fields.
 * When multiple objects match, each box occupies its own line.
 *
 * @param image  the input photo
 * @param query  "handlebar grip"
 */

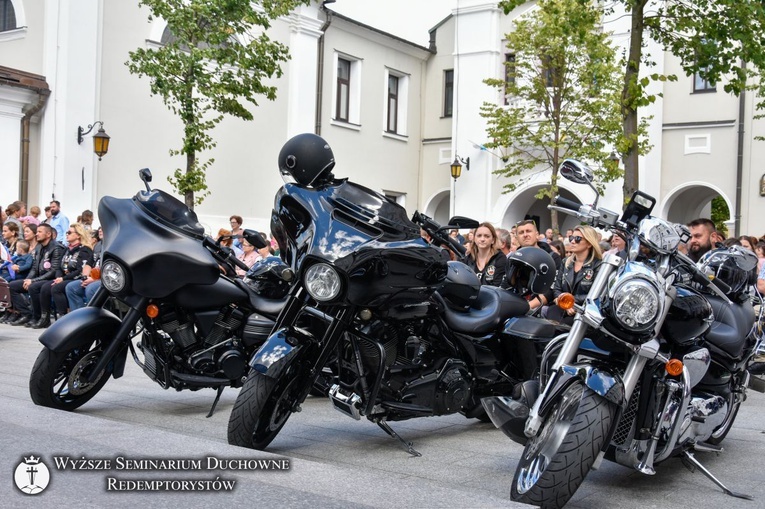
xmin=709 ymin=276 xmax=731 ymax=295
xmin=230 ymin=256 xmax=250 ymax=272
xmin=553 ymin=196 xmax=582 ymax=212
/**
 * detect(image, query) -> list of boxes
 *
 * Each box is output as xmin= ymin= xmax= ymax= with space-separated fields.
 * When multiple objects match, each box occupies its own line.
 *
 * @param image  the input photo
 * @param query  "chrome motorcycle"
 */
xmin=483 ymin=159 xmax=764 ymax=507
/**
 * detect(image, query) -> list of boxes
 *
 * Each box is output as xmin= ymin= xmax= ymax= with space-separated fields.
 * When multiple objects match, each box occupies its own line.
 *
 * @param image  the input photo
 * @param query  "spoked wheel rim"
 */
xmin=253 ymin=377 xmax=300 ymax=442
xmin=52 ymin=342 xmax=106 ymax=403
xmin=516 ymin=384 xmax=583 ymax=495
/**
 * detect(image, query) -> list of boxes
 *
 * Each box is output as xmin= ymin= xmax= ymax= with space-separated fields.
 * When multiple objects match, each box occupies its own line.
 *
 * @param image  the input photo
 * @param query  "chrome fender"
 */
xmin=539 ymin=362 xmax=626 ymax=418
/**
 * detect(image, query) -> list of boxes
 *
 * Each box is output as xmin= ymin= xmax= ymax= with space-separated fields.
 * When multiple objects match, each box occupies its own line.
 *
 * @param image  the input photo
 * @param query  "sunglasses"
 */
xmin=568 ymin=235 xmax=584 ymax=243
xmin=66 ymin=231 xmax=75 ymax=235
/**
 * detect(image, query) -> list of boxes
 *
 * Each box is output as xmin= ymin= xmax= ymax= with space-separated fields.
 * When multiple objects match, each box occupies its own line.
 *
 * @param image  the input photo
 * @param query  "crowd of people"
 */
xmin=0 ymin=200 xmax=103 ymax=328
xmin=437 ymin=216 xmax=765 ymax=324
xmin=3 ymin=195 xmax=764 ymax=331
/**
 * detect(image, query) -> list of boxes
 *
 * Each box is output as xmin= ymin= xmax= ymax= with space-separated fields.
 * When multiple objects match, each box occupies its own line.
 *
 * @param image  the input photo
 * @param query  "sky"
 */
xmin=328 ymin=0 xmax=452 ymax=47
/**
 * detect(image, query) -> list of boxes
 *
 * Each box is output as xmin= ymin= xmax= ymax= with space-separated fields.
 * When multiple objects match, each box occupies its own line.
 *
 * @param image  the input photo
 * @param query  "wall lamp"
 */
xmin=450 ymin=155 xmax=470 ymax=180
xmin=77 ymin=121 xmax=111 ymax=160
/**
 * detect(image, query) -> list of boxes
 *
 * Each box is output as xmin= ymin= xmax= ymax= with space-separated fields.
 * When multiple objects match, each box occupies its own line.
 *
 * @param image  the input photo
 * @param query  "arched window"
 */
xmin=0 ymin=0 xmax=17 ymax=32
xmin=160 ymin=22 xmax=232 ymax=50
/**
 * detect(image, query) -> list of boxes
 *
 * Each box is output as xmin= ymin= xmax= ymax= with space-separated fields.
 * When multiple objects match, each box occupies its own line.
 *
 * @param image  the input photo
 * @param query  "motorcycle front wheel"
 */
xmin=29 ymin=338 xmax=113 ymax=411
xmin=227 ymin=363 xmax=305 ymax=450
xmin=511 ymin=383 xmax=616 ymax=509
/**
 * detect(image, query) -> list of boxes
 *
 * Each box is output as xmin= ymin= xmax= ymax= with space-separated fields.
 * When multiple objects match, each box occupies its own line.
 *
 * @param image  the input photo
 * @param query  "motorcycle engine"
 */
xmin=152 ymin=306 xmax=247 ymax=380
xmin=398 ymin=358 xmax=472 ymax=415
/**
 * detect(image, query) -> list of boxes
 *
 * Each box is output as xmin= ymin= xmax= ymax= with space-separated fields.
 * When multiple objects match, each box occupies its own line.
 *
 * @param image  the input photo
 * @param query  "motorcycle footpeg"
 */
xmin=328 ymin=384 xmax=362 ymax=420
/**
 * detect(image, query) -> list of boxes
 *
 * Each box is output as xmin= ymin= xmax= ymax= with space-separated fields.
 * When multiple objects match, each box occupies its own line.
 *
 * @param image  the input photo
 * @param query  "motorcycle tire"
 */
xmin=29 ymin=340 xmax=113 ymax=411
xmin=511 ymin=383 xmax=616 ymax=509
xmin=227 ymin=368 xmax=303 ymax=450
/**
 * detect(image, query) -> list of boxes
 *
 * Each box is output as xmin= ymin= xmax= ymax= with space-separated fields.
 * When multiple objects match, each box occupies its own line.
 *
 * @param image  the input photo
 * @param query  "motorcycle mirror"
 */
xmin=559 ymin=160 xmax=593 ymax=184
xmin=139 ymin=168 xmax=153 ymax=192
xmin=559 ymin=159 xmax=600 ymax=209
xmin=445 ymin=216 xmax=480 ymax=230
xmin=243 ymin=229 xmax=269 ymax=250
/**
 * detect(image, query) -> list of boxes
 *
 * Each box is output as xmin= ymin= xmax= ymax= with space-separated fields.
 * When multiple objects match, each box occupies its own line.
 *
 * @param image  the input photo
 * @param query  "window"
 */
xmin=693 ymin=69 xmax=716 ymax=93
xmin=332 ymin=53 xmax=361 ymax=127
xmin=337 ymin=58 xmax=351 ymax=122
xmin=504 ymin=54 xmax=515 ymax=105
xmin=160 ymin=23 xmax=231 ymax=50
xmin=443 ymin=69 xmax=454 ymax=117
xmin=0 ymin=0 xmax=16 ymax=32
xmin=387 ymin=75 xmax=399 ymax=133
xmin=542 ymin=55 xmax=559 ymax=88
xmin=383 ymin=68 xmax=408 ymax=137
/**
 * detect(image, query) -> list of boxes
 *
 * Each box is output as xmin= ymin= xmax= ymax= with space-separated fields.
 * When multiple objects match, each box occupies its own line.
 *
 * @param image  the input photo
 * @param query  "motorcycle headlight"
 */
xmin=101 ymin=260 xmax=127 ymax=293
xmin=610 ymin=278 xmax=660 ymax=331
xmin=304 ymin=263 xmax=341 ymax=302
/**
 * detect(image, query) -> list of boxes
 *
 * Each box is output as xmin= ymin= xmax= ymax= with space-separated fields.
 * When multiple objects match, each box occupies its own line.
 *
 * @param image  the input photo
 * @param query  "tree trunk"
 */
xmin=185 ymin=150 xmax=195 ymax=210
xmin=621 ymin=1 xmax=647 ymax=204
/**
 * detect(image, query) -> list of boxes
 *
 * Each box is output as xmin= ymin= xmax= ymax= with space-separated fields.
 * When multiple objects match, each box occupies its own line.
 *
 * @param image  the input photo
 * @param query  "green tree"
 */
xmin=500 ymin=0 xmax=765 ymax=203
xmin=711 ymin=195 xmax=730 ymax=237
xmin=482 ymin=0 xmax=640 ymax=232
xmin=127 ymin=0 xmax=307 ymax=208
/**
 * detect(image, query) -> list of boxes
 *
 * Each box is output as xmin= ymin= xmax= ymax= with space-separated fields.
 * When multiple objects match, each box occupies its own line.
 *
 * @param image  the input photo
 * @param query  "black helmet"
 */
xmin=698 ymin=245 xmax=758 ymax=297
xmin=438 ymin=261 xmax=481 ymax=311
xmin=278 ymin=133 xmax=336 ymax=187
xmin=244 ymin=256 xmax=293 ymax=299
xmin=505 ymin=247 xmax=556 ymax=296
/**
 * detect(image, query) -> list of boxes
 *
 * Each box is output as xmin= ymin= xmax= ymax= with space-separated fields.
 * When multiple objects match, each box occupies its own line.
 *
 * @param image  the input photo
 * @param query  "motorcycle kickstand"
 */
xmin=376 ymin=420 xmax=422 ymax=457
xmin=681 ymin=450 xmax=753 ymax=500
xmin=206 ymin=386 xmax=225 ymax=418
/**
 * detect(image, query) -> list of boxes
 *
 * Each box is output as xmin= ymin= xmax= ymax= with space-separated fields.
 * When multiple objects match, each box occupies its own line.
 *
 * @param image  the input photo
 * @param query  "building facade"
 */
xmin=1 ymin=0 xmax=763 ymax=238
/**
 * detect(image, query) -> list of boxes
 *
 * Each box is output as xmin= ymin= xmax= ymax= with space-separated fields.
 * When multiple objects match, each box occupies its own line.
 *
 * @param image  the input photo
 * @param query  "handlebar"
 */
xmin=553 ymin=195 xmax=583 ymax=212
xmin=203 ymin=236 xmax=251 ymax=273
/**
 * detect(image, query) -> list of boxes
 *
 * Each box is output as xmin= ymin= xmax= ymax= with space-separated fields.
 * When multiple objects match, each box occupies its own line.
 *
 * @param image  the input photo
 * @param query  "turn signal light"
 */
xmin=557 ymin=293 xmax=575 ymax=310
xmin=665 ymin=358 xmax=684 ymax=376
xmin=146 ymin=304 xmax=159 ymax=319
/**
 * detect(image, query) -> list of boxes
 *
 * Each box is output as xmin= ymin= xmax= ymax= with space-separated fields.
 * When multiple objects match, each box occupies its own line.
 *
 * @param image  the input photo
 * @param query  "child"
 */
xmin=0 ymin=239 xmax=33 ymax=280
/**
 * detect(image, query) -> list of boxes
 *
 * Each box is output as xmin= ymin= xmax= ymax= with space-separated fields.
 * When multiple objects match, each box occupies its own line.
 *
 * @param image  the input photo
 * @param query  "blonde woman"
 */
xmin=546 ymin=225 xmax=602 ymax=324
xmin=465 ymin=222 xmax=506 ymax=286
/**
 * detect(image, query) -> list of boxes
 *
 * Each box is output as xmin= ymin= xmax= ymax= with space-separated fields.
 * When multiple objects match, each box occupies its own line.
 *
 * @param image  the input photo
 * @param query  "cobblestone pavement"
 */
xmin=2 ymin=322 xmax=764 ymax=508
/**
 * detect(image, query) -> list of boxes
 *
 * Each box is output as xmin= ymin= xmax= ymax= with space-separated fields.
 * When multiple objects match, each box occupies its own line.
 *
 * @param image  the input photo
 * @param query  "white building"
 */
xmin=1 ymin=0 xmax=763 ymax=238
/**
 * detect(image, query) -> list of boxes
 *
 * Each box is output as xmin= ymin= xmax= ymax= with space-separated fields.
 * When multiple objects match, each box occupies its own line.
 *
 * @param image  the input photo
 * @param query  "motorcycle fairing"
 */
xmin=99 ymin=196 xmax=219 ymax=298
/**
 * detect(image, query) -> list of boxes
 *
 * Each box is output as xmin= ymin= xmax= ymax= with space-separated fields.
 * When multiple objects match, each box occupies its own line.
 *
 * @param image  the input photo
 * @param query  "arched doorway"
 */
xmin=423 ymin=189 xmax=451 ymax=226
xmin=499 ymin=184 xmax=586 ymax=234
xmin=661 ymin=182 xmax=732 ymax=231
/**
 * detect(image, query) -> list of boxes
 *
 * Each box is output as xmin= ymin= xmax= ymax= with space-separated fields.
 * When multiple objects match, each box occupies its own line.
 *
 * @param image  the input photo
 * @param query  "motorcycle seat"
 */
xmin=437 ymin=285 xmax=530 ymax=335
xmin=704 ymin=295 xmax=755 ymax=359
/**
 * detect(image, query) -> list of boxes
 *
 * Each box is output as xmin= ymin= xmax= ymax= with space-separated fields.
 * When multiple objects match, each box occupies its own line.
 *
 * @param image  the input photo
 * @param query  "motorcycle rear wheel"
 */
xmin=227 ymin=367 xmax=304 ymax=450
xmin=29 ymin=339 xmax=113 ymax=411
xmin=511 ymin=383 xmax=616 ymax=509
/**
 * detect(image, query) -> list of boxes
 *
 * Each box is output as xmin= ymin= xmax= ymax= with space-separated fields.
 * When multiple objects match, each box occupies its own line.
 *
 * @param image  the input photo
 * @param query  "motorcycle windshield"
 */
xmin=98 ymin=193 xmax=219 ymax=298
xmin=272 ymin=179 xmax=448 ymax=306
xmin=133 ymin=189 xmax=206 ymax=240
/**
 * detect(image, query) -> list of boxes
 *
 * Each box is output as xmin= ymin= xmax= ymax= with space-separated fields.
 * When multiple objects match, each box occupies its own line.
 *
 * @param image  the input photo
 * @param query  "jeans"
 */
xmin=65 ymin=281 xmax=101 ymax=311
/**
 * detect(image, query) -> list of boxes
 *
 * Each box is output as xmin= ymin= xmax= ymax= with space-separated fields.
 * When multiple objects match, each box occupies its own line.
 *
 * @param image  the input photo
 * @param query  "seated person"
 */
xmin=0 ymin=239 xmax=33 ymax=280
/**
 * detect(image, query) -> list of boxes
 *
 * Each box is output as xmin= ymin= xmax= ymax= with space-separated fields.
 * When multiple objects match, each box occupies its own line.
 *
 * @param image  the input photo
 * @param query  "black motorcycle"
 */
xmin=226 ymin=133 xmax=566 ymax=454
xmin=29 ymin=168 xmax=293 ymax=415
xmin=483 ymin=159 xmax=765 ymax=507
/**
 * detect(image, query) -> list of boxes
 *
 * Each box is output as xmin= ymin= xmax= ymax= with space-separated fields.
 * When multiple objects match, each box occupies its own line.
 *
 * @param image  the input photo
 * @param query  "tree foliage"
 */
xmin=499 ymin=0 xmax=765 ymax=204
xmin=483 ymin=0 xmax=641 ymax=232
xmin=126 ymin=0 xmax=307 ymax=208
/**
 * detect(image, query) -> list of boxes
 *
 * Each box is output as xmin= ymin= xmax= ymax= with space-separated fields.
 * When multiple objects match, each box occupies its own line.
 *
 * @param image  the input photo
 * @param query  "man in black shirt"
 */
xmin=8 ymin=224 xmax=64 ymax=326
xmin=514 ymin=219 xmax=562 ymax=311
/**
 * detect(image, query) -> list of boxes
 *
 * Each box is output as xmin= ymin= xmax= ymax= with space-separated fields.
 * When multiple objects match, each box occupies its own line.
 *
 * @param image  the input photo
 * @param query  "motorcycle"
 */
xmin=226 ymin=133 xmax=567 ymax=454
xmin=482 ymin=159 xmax=765 ymax=507
xmin=29 ymin=168 xmax=294 ymax=416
